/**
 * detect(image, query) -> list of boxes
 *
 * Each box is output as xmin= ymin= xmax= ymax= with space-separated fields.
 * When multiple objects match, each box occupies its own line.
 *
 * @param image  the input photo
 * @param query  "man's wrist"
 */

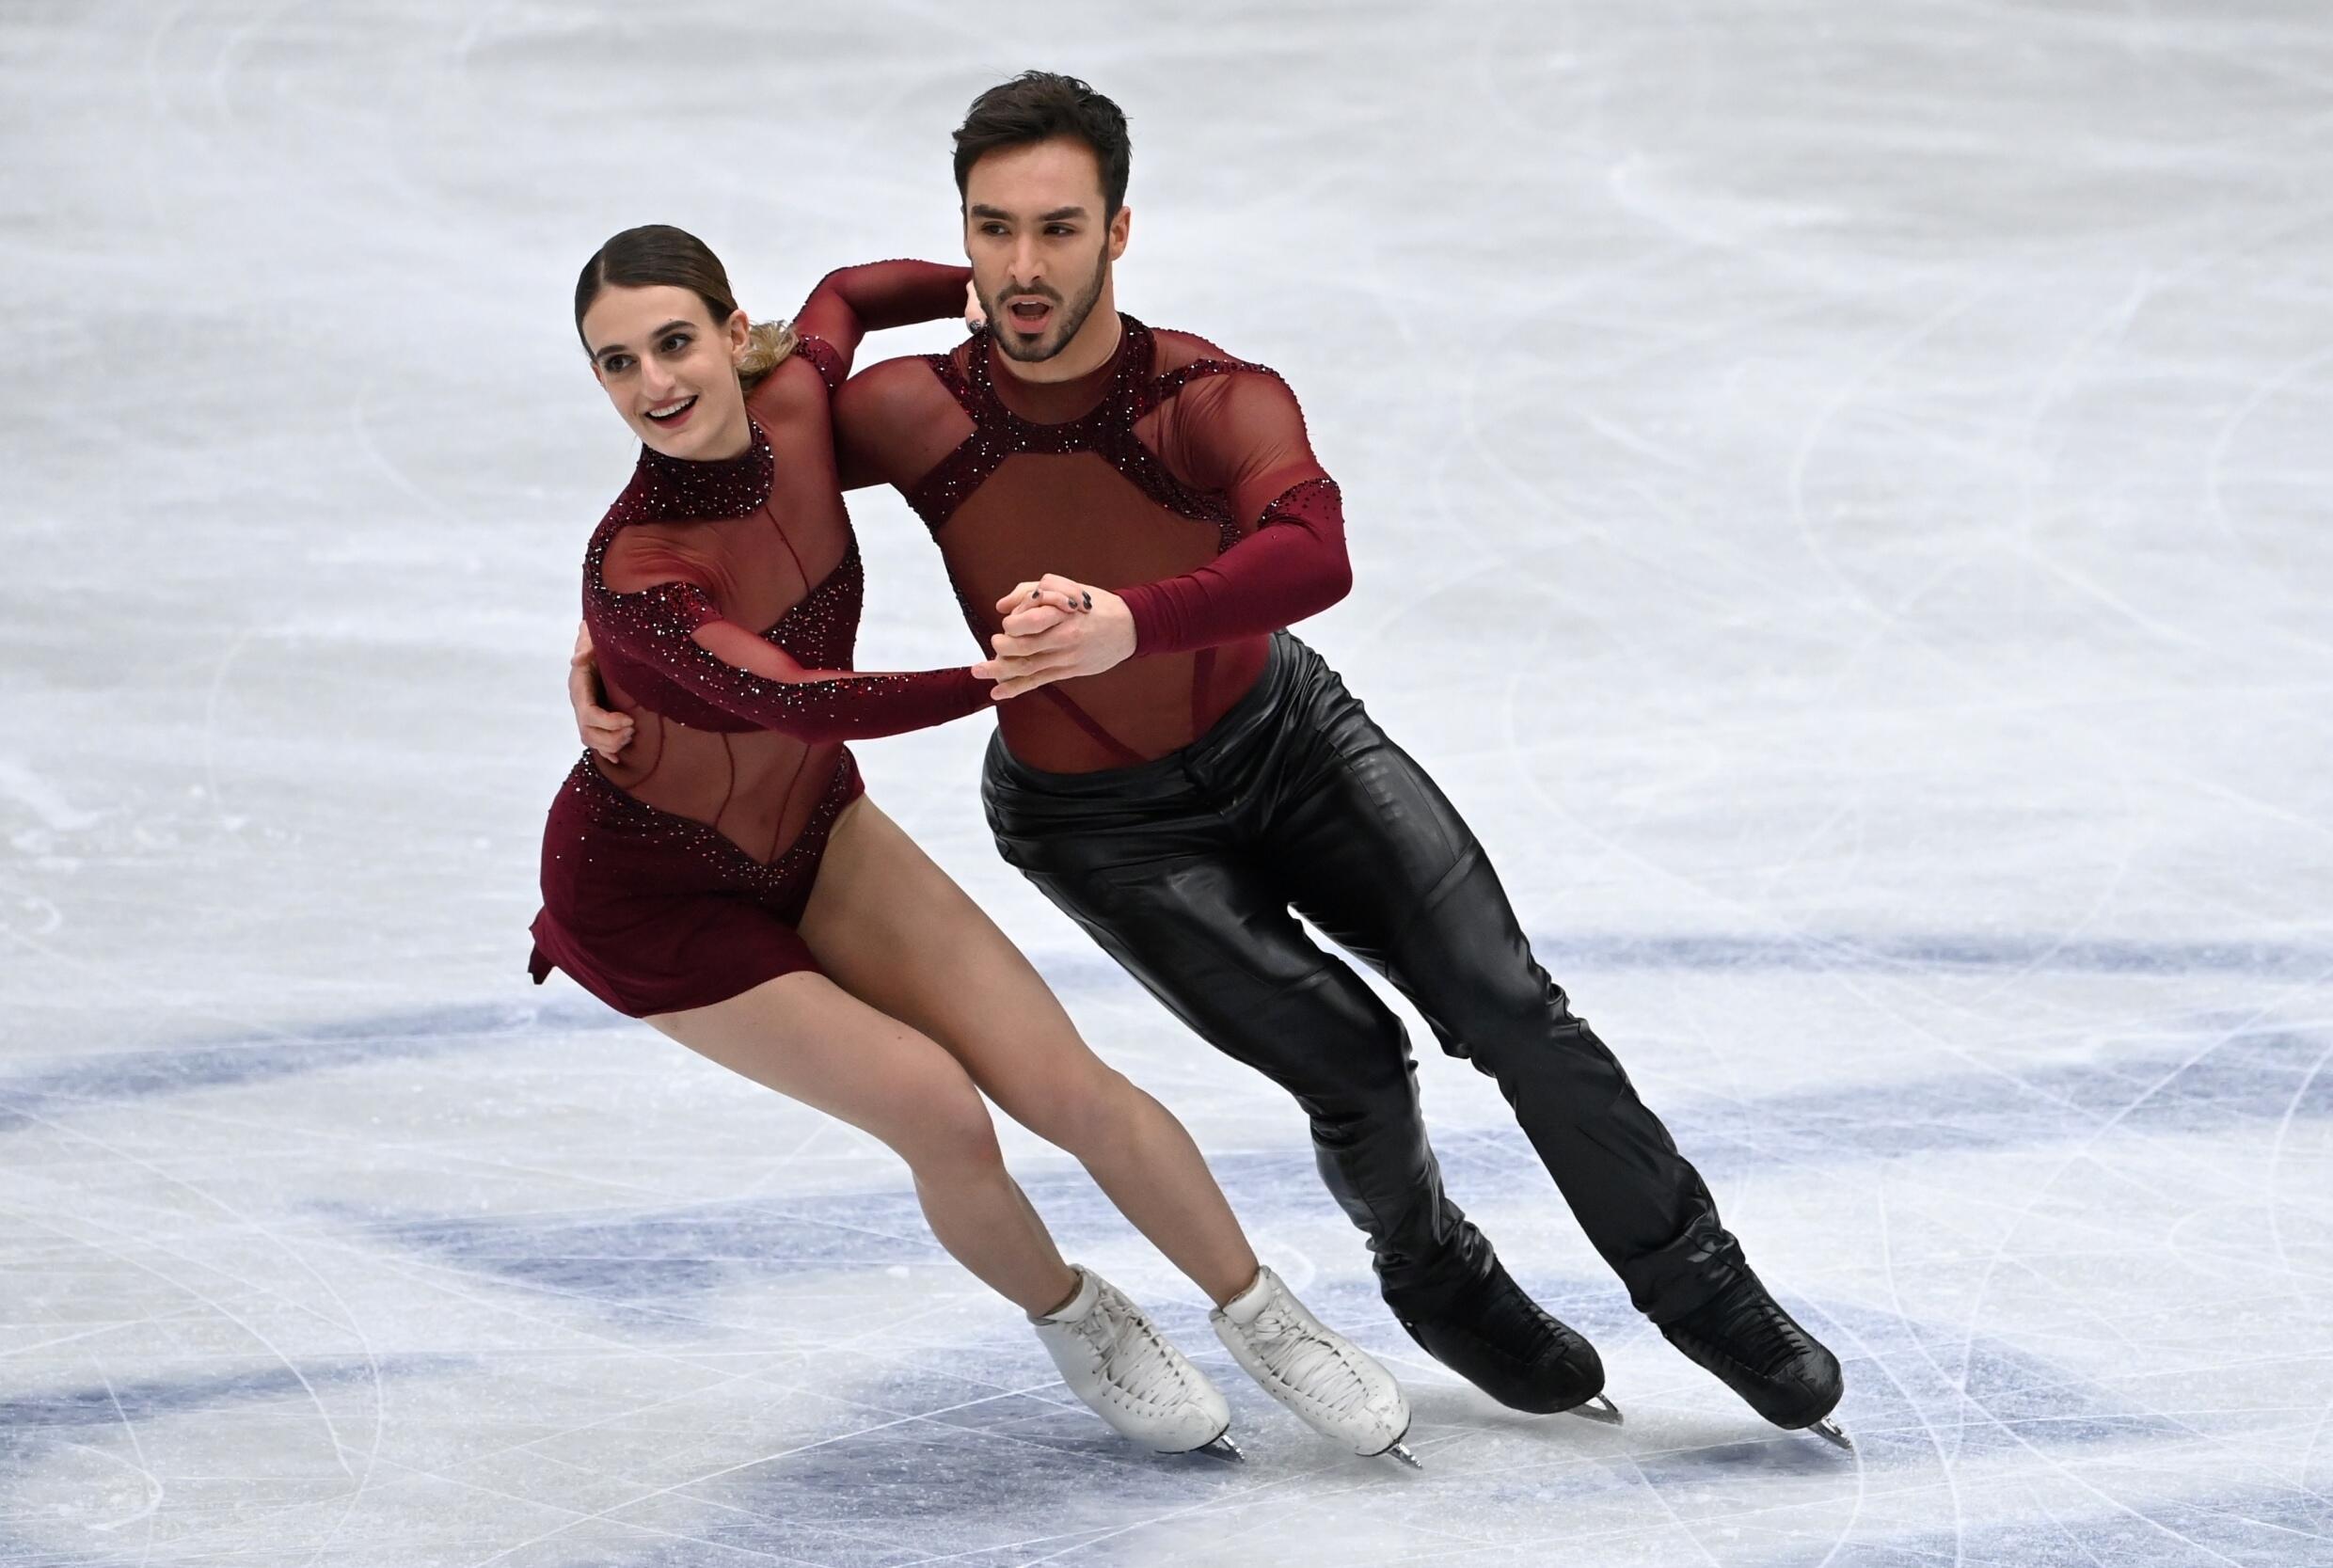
xmin=1113 ymin=582 xmax=1162 ymax=655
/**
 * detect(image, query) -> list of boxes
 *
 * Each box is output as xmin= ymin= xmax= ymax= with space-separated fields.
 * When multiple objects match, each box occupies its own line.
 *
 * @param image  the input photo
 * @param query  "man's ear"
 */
xmin=1108 ymin=204 xmax=1132 ymax=261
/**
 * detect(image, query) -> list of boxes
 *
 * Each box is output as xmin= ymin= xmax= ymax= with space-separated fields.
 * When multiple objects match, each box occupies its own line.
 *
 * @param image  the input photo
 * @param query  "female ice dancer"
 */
xmin=530 ymin=224 xmax=1414 ymax=1465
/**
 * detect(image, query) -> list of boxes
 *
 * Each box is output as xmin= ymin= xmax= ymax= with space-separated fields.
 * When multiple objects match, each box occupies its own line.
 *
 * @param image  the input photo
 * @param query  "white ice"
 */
xmin=5 ymin=2 xmax=2331 ymax=1564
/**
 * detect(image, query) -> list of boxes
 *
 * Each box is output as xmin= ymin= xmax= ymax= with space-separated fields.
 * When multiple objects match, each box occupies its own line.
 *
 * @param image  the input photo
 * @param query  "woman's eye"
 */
xmin=604 ymin=355 xmax=632 ymax=373
xmin=660 ymin=333 xmax=691 ymax=353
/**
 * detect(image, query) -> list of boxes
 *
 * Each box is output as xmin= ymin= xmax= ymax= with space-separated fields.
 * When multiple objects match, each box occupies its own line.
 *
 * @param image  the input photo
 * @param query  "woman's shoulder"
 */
xmin=743 ymin=347 xmax=833 ymax=426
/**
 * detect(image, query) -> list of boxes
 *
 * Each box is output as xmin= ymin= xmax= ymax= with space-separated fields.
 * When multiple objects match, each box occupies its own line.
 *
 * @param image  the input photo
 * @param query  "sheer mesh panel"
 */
xmin=583 ymin=261 xmax=982 ymax=863
xmin=836 ymin=316 xmax=1347 ymax=773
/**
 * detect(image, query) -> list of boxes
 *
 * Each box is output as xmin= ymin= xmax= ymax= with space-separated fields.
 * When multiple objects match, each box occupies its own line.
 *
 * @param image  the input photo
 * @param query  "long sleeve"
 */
xmin=592 ymin=578 xmax=991 ymax=744
xmin=790 ymin=260 xmax=974 ymax=388
xmin=1117 ymin=371 xmax=1354 ymax=655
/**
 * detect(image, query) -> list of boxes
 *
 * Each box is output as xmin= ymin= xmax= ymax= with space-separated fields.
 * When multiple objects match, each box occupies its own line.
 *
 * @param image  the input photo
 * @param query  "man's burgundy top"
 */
xmin=837 ymin=315 xmax=1351 ymax=773
xmin=585 ymin=261 xmax=987 ymax=864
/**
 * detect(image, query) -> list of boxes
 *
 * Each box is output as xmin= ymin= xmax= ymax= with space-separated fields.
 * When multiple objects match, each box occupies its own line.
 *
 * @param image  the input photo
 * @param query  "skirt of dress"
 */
xmin=528 ymin=748 xmax=865 ymax=1019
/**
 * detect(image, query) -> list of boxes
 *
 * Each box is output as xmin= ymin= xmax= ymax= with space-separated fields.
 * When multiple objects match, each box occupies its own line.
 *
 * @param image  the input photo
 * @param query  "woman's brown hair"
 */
xmin=574 ymin=224 xmax=796 ymax=389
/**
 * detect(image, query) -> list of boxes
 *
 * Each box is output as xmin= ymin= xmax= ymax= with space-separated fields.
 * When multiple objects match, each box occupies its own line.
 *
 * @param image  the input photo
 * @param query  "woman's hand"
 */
xmin=964 ymin=279 xmax=987 ymax=332
xmin=569 ymin=624 xmax=634 ymax=762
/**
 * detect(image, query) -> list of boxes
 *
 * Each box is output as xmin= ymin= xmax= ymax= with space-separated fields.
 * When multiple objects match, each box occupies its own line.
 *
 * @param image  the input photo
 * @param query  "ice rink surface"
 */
xmin=6 ymin=0 xmax=2332 ymax=1562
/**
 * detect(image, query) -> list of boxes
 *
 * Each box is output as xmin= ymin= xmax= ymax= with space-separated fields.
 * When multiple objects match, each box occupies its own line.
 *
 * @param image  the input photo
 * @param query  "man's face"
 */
xmin=962 ymin=136 xmax=1130 ymax=365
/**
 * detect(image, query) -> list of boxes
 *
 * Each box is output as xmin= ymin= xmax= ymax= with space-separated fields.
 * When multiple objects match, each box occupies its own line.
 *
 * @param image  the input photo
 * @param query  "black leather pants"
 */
xmin=983 ymin=633 xmax=1744 ymax=1324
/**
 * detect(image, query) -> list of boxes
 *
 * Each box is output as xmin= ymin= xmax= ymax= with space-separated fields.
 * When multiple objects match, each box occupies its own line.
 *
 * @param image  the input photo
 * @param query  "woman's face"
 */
xmin=581 ymin=284 xmax=752 ymax=460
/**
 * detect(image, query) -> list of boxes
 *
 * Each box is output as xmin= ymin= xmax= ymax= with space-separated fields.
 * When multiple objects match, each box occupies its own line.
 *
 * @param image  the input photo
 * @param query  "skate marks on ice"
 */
xmin=4 ymin=1107 xmax=2314 ymax=1564
xmin=5 ymin=923 xmax=2325 ymax=1124
xmin=55 ymin=1313 xmax=2197 ymax=1568
xmin=0 ymin=1001 xmax=625 ymax=1135
xmin=1734 ymin=1485 xmax=2333 ymax=1568
xmin=1422 ymin=1016 xmax=2333 ymax=1182
xmin=1522 ymin=931 xmax=2333 ymax=984
xmin=0 ymin=1359 xmax=470 ymax=1544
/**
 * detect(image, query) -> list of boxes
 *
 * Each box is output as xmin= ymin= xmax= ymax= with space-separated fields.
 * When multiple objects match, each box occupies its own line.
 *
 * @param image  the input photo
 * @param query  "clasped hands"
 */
xmin=972 ymin=574 xmax=1136 ymax=701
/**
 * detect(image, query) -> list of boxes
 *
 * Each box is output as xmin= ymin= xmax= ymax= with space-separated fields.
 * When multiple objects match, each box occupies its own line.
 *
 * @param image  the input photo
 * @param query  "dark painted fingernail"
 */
xmin=1082 ymin=592 xmax=1093 ymax=610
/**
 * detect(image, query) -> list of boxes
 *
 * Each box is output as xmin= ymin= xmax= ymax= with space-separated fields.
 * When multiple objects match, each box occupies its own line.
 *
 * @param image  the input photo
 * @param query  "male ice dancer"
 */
xmin=574 ymin=72 xmax=1848 ymax=1447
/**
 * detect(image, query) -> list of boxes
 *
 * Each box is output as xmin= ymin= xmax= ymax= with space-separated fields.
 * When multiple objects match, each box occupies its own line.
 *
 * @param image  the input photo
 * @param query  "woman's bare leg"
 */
xmin=801 ymin=800 xmax=1261 ymax=1307
xmin=649 ymin=971 xmax=1078 ymax=1316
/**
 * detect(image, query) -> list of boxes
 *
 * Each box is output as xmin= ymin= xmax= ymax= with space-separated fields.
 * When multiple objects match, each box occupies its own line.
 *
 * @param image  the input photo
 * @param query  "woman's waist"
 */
xmin=563 ymin=737 xmax=854 ymax=835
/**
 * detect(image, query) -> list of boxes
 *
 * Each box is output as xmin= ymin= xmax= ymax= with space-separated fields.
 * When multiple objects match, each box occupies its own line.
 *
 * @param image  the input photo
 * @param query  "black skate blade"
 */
xmin=1569 ymin=1394 xmax=1625 ymax=1427
xmin=1806 ymin=1418 xmax=1853 ymax=1452
xmin=1194 ymin=1433 xmax=1246 ymax=1464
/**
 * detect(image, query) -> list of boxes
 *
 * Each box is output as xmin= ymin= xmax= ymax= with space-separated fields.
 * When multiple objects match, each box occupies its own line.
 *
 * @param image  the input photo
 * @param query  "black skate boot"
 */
xmin=1660 ymin=1269 xmax=1849 ymax=1449
xmin=1395 ymin=1257 xmax=1621 ymax=1423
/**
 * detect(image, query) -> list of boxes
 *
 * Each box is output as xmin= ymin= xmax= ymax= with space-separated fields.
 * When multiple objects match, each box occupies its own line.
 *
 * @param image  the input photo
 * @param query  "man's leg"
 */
xmin=984 ymin=726 xmax=1611 ymax=1417
xmin=1245 ymin=641 xmax=1845 ymax=1433
xmin=1246 ymin=643 xmax=1740 ymax=1320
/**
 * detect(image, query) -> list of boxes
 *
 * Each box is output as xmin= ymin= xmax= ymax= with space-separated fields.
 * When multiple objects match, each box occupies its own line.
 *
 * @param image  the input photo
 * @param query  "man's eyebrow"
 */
xmin=592 ymin=320 xmax=692 ymax=361
xmin=969 ymin=203 xmax=1089 ymax=223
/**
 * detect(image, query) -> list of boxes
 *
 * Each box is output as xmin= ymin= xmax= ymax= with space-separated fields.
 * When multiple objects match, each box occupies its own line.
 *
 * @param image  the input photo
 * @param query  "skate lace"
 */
xmin=1080 ymin=1293 xmax=1190 ymax=1408
xmin=1700 ymin=1291 xmax=1811 ymax=1381
xmin=1248 ymin=1302 xmax=1371 ymax=1418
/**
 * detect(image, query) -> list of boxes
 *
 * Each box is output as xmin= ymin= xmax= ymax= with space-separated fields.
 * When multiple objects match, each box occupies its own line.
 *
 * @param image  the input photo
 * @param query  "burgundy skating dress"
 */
xmin=530 ymin=261 xmax=981 ymax=1018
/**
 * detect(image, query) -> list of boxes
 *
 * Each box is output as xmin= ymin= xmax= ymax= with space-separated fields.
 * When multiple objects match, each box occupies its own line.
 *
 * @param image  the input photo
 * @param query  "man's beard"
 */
xmin=986 ymin=244 xmax=1110 ymax=364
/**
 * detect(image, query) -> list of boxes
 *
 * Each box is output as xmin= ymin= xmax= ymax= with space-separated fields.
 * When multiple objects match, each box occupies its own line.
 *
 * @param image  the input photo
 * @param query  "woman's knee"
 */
xmin=890 ymin=1081 xmax=1006 ymax=1179
xmin=1007 ymin=1065 xmax=1140 ymax=1157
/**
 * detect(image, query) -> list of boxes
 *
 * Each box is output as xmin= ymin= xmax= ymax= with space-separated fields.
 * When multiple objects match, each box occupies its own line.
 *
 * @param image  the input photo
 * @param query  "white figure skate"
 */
xmin=1031 ymin=1266 xmax=1240 ymax=1459
xmin=1212 ymin=1266 xmax=1420 ymax=1467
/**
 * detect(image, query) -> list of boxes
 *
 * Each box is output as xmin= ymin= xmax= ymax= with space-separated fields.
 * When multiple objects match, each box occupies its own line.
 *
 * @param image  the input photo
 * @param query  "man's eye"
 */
xmin=980 ymin=223 xmax=1008 ymax=236
xmin=1046 ymin=225 xmax=1074 ymax=236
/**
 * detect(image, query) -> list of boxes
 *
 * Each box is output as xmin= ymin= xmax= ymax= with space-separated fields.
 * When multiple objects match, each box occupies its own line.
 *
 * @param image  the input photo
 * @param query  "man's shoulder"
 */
xmin=1144 ymin=325 xmax=1295 ymax=404
xmin=1147 ymin=324 xmax=1274 ymax=375
xmin=832 ymin=347 xmax=976 ymax=489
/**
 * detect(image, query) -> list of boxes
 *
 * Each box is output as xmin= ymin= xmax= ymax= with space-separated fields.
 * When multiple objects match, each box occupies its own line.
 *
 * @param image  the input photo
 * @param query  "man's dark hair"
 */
xmin=953 ymin=71 xmax=1131 ymax=215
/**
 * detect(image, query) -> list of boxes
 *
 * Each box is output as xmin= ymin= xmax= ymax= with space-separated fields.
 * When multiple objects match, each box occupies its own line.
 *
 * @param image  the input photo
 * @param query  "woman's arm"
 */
xmin=595 ymin=577 xmax=992 ymax=744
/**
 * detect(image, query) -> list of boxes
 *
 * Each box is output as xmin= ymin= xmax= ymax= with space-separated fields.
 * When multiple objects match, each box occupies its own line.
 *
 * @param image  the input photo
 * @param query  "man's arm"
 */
xmin=570 ymin=624 xmax=632 ymax=762
xmin=977 ymin=370 xmax=1349 ymax=698
xmin=789 ymin=261 xmax=973 ymax=387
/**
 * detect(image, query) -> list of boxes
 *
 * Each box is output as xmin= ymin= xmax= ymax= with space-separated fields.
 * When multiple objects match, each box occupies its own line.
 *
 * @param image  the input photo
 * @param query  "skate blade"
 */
xmin=1569 ymin=1394 xmax=1625 ymax=1427
xmin=1368 ymin=1418 xmax=1424 ymax=1470
xmin=1193 ymin=1433 xmax=1246 ymax=1464
xmin=1806 ymin=1418 xmax=1854 ymax=1452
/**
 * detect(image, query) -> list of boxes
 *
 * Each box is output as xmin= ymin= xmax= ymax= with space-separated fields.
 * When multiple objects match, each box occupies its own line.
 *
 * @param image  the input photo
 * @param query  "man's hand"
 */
xmin=569 ymin=624 xmax=634 ymax=763
xmin=974 ymin=575 xmax=1135 ymax=700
